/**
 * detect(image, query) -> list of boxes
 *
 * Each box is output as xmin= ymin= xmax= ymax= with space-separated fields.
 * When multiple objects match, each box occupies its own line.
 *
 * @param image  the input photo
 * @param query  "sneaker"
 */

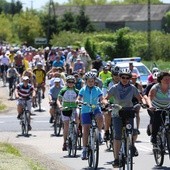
xmin=28 ymin=125 xmax=32 ymax=131
xmin=131 ymin=145 xmax=138 ymax=157
xmin=151 ymin=136 xmax=157 ymax=145
xmin=81 ymin=150 xmax=87 ymax=160
xmin=17 ymin=114 xmax=21 ymax=120
xmin=104 ymin=131 xmax=110 ymax=141
xmin=62 ymin=143 xmax=67 ymax=151
xmin=42 ymin=94 xmax=45 ymax=99
xmin=99 ymin=132 xmax=103 ymax=144
xmin=147 ymin=124 xmax=151 ymax=136
xmin=49 ymin=116 xmax=54 ymax=123
xmin=112 ymin=159 xmax=122 ymax=168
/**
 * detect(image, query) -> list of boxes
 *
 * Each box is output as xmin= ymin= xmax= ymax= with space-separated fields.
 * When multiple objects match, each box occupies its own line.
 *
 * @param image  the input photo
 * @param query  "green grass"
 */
xmin=0 ymin=101 xmax=6 ymax=111
xmin=0 ymin=142 xmax=46 ymax=170
xmin=143 ymin=60 xmax=170 ymax=71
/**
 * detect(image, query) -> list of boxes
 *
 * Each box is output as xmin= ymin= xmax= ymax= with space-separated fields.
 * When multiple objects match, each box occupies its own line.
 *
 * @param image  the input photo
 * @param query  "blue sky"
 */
xmin=7 ymin=0 xmax=170 ymax=10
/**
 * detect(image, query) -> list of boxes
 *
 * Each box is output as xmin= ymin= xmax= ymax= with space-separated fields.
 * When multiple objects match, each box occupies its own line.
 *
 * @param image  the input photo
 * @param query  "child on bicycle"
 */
xmin=76 ymin=71 xmax=105 ymax=160
xmin=57 ymin=75 xmax=79 ymax=151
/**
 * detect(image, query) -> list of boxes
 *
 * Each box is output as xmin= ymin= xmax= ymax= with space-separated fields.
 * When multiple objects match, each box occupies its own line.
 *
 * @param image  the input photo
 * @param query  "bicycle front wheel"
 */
xmin=37 ymin=91 xmax=41 ymax=111
xmin=54 ymin=113 xmax=62 ymax=136
xmin=126 ymin=134 xmax=133 ymax=170
xmin=153 ymin=134 xmax=164 ymax=166
xmin=88 ymin=129 xmax=99 ymax=169
xmin=23 ymin=111 xmax=30 ymax=136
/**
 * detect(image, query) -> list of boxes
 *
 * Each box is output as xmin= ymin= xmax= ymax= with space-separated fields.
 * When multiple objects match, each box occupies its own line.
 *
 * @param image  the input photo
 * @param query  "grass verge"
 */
xmin=0 ymin=142 xmax=46 ymax=170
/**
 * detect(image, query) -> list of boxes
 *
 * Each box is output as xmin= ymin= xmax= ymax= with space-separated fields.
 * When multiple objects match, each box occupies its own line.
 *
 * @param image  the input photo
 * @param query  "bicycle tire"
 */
xmin=126 ymin=134 xmax=133 ymax=170
xmin=92 ymin=129 xmax=99 ymax=169
xmin=71 ymin=124 xmax=78 ymax=157
xmin=54 ymin=113 xmax=62 ymax=136
xmin=24 ymin=111 xmax=30 ymax=136
xmin=3 ymin=72 xmax=6 ymax=86
xmin=166 ymin=131 xmax=170 ymax=158
xmin=153 ymin=133 xmax=164 ymax=166
xmin=37 ymin=90 xmax=41 ymax=111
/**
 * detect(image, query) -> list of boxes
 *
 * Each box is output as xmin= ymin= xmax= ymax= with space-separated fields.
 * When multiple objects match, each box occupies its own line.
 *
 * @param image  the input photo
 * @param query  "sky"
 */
xmin=7 ymin=0 xmax=170 ymax=10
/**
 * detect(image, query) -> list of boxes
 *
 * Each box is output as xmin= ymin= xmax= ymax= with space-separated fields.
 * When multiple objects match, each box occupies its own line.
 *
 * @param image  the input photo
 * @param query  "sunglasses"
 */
xmin=67 ymin=81 xmax=75 ymax=84
xmin=121 ymin=76 xmax=130 ymax=80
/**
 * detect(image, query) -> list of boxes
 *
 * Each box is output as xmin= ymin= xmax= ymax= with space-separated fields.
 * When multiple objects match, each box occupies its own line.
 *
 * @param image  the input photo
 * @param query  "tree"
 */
xmin=163 ymin=11 xmax=170 ymax=33
xmin=75 ymin=5 xmax=95 ymax=32
xmin=67 ymin=0 xmax=107 ymax=6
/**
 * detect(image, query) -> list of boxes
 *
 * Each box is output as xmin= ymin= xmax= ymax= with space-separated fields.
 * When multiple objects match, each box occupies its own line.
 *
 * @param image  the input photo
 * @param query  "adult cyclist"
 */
xmin=104 ymin=69 xmax=144 ymax=168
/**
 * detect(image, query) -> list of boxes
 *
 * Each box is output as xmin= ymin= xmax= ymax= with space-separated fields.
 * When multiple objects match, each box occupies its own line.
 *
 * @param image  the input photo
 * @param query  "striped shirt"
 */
xmin=16 ymin=83 xmax=34 ymax=99
xmin=151 ymin=83 xmax=170 ymax=108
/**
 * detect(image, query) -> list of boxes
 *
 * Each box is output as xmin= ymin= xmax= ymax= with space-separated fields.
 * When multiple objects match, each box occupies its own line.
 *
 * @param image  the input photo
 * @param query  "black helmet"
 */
xmin=66 ymin=75 xmax=76 ymax=82
xmin=119 ymin=68 xmax=132 ymax=78
xmin=111 ymin=66 xmax=120 ymax=75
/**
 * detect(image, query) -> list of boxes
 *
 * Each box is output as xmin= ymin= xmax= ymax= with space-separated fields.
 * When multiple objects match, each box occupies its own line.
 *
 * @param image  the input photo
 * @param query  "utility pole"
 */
xmin=47 ymin=0 xmax=56 ymax=46
xmin=31 ymin=0 xmax=33 ymax=10
xmin=11 ymin=0 xmax=15 ymax=16
xmin=147 ymin=0 xmax=151 ymax=60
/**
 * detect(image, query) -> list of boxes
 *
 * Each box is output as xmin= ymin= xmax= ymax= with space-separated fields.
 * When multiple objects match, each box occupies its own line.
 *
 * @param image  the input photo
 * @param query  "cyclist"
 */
xmin=57 ymin=75 xmax=79 ymax=151
xmin=104 ymin=69 xmax=143 ymax=167
xmin=91 ymin=68 xmax=103 ymax=89
xmin=33 ymin=62 xmax=46 ymax=99
xmin=0 ymin=50 xmax=10 ymax=80
xmin=147 ymin=67 xmax=159 ymax=84
xmin=98 ymin=66 xmax=112 ymax=83
xmin=6 ymin=63 xmax=20 ymax=97
xmin=147 ymin=71 xmax=170 ymax=145
xmin=76 ymin=71 xmax=105 ymax=160
xmin=102 ymin=66 xmax=120 ymax=141
xmin=48 ymin=78 xmax=63 ymax=123
xmin=72 ymin=71 xmax=84 ymax=90
xmin=15 ymin=76 xmax=36 ymax=130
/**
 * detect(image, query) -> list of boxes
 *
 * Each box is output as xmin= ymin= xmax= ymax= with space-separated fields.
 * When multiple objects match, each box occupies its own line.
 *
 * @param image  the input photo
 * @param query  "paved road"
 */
xmin=0 ymin=81 xmax=170 ymax=170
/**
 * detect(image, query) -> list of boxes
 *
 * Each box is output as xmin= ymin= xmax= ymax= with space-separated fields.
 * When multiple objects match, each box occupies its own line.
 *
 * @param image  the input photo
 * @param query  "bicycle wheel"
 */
xmin=54 ymin=113 xmax=62 ymax=136
xmin=91 ymin=129 xmax=99 ymax=169
xmin=71 ymin=124 xmax=78 ymax=157
xmin=23 ymin=111 xmax=30 ymax=136
xmin=77 ymin=124 xmax=82 ymax=150
xmin=37 ymin=90 xmax=41 ymax=111
xmin=3 ymin=72 xmax=6 ymax=86
xmin=166 ymin=131 xmax=170 ymax=158
xmin=153 ymin=134 xmax=164 ymax=166
xmin=126 ymin=135 xmax=133 ymax=170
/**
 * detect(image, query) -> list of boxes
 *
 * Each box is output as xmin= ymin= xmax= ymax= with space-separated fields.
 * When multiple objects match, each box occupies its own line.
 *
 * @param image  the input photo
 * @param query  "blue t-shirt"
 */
xmin=78 ymin=86 xmax=103 ymax=114
xmin=52 ymin=60 xmax=64 ymax=68
xmin=49 ymin=85 xmax=62 ymax=100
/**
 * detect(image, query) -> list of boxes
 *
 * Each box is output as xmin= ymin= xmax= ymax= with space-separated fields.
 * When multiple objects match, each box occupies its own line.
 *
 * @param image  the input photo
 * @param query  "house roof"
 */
xmin=55 ymin=4 xmax=170 ymax=22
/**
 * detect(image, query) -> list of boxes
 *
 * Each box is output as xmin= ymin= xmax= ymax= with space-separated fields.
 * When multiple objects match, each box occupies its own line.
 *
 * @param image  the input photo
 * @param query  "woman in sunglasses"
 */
xmin=104 ymin=68 xmax=143 ymax=168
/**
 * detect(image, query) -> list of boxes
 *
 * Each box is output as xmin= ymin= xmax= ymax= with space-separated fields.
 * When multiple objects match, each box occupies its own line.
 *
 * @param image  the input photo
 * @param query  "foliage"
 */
xmin=163 ymin=11 xmax=170 ymax=33
xmin=67 ymin=0 xmax=107 ymax=6
xmin=84 ymin=38 xmax=96 ymax=59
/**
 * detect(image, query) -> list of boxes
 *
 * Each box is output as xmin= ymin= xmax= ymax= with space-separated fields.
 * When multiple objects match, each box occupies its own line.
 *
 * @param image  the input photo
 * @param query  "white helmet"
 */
xmin=84 ymin=71 xmax=96 ymax=80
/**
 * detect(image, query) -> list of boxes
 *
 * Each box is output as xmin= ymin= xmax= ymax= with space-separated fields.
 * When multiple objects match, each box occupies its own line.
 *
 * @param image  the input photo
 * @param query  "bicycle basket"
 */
xmin=119 ymin=107 xmax=136 ymax=119
xmin=62 ymin=110 xmax=72 ymax=117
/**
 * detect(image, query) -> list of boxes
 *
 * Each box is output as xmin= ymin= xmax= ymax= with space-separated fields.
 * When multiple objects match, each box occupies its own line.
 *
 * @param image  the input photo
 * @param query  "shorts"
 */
xmin=81 ymin=108 xmax=102 ymax=125
xmin=17 ymin=99 xmax=32 ymax=113
xmin=62 ymin=108 xmax=77 ymax=122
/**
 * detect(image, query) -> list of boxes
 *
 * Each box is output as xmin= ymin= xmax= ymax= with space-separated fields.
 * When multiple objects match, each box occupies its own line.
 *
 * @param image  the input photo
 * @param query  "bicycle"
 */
xmin=1 ymin=64 xmax=8 ymax=86
xmin=151 ymin=107 xmax=170 ymax=166
xmin=52 ymin=102 xmax=62 ymax=136
xmin=35 ymin=85 xmax=42 ymax=111
xmin=111 ymin=104 xmax=136 ymax=170
xmin=19 ymin=98 xmax=31 ymax=137
xmin=9 ymin=77 xmax=17 ymax=99
xmin=79 ymin=102 xmax=100 ymax=169
xmin=62 ymin=107 xmax=78 ymax=157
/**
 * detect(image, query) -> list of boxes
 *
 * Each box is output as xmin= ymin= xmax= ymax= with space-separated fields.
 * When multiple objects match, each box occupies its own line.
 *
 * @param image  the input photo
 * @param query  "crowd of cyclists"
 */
xmin=0 ymin=43 xmax=170 ymax=168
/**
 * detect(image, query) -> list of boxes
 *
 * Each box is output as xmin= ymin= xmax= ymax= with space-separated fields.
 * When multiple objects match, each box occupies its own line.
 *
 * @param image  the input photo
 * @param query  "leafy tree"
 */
xmin=67 ymin=0 xmax=107 ymax=6
xmin=58 ymin=11 xmax=77 ymax=32
xmin=163 ymin=11 xmax=170 ymax=33
xmin=75 ymin=5 xmax=95 ymax=32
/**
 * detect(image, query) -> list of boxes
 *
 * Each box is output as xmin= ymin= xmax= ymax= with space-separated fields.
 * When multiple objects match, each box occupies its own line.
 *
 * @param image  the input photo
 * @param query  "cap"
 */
xmin=132 ymin=73 xmax=138 ymax=79
xmin=76 ymin=57 xmax=81 ymax=61
xmin=54 ymin=78 xmax=61 ymax=83
xmin=22 ymin=76 xmax=29 ymax=80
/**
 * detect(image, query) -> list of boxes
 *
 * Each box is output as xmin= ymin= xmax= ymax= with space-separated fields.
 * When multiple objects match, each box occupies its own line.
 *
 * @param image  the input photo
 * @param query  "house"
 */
xmin=54 ymin=4 xmax=170 ymax=31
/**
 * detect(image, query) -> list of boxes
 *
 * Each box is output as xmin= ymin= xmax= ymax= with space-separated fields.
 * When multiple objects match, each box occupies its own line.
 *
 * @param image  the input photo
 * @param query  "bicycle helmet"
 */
xmin=37 ymin=62 xmax=43 ymax=66
xmin=119 ymin=68 xmax=132 ymax=78
xmin=152 ymin=67 xmax=159 ymax=73
xmin=111 ymin=66 xmax=120 ymax=75
xmin=66 ymin=75 xmax=76 ymax=82
xmin=152 ymin=72 xmax=159 ymax=79
xmin=84 ymin=71 xmax=96 ymax=80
